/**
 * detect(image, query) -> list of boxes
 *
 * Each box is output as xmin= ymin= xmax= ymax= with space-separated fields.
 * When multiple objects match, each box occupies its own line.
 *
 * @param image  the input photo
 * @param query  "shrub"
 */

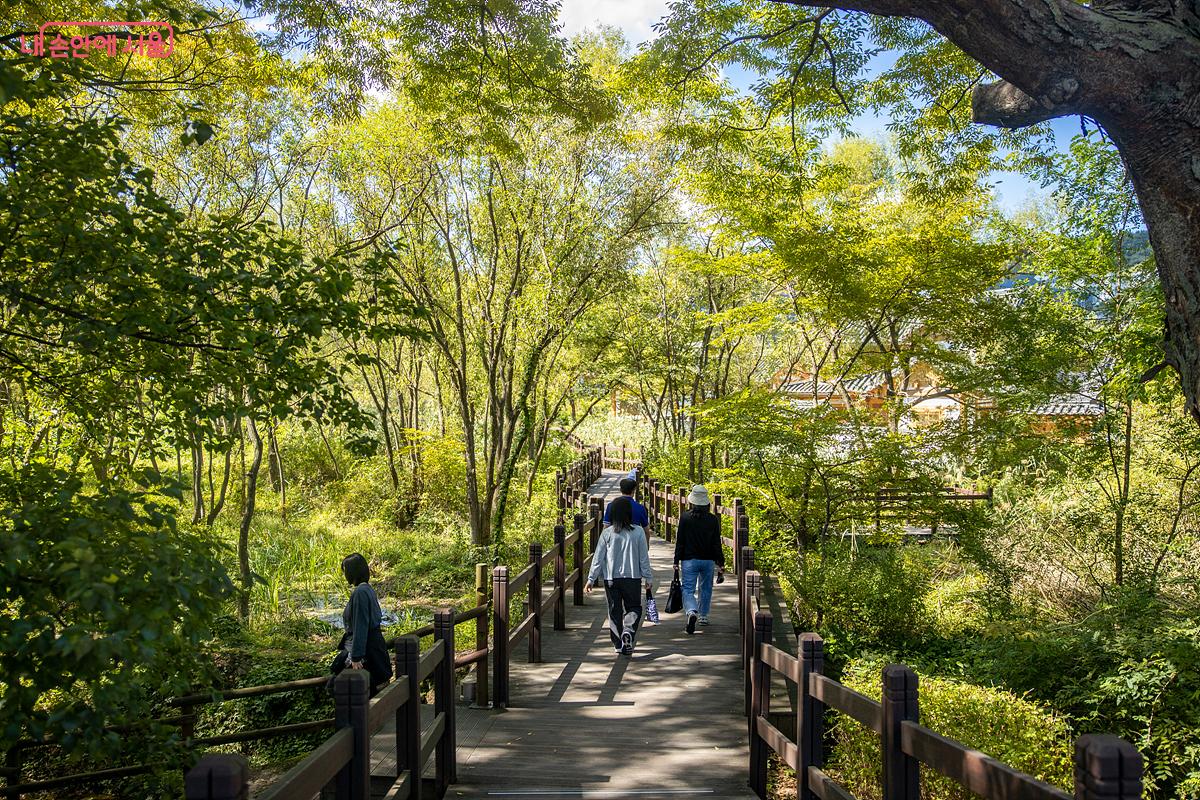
xmin=789 ymin=542 xmax=933 ymax=653
xmin=826 ymin=658 xmax=1073 ymax=800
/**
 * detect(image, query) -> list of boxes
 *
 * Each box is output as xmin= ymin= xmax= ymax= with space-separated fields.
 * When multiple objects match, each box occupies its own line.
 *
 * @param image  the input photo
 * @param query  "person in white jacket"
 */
xmin=586 ymin=495 xmax=654 ymax=655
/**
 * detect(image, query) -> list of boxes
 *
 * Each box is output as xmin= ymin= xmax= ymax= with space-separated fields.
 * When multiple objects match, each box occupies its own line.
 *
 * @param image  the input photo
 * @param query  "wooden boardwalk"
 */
xmin=372 ymin=470 xmax=757 ymax=799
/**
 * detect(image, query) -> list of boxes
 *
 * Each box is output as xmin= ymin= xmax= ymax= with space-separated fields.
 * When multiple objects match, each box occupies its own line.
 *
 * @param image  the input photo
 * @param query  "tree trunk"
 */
xmin=190 ymin=434 xmax=205 ymax=525
xmin=238 ymin=417 xmax=264 ymax=623
xmin=205 ymin=442 xmax=232 ymax=526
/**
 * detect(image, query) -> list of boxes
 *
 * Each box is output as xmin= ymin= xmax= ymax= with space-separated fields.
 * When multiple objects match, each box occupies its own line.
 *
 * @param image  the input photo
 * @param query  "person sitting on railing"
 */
xmin=603 ymin=477 xmax=650 ymax=543
xmin=586 ymin=495 xmax=655 ymax=656
xmin=338 ymin=553 xmax=393 ymax=695
xmin=674 ymin=485 xmax=725 ymax=635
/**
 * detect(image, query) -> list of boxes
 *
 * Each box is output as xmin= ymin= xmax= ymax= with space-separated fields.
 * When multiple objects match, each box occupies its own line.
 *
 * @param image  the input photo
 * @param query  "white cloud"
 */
xmin=556 ymin=0 xmax=671 ymax=46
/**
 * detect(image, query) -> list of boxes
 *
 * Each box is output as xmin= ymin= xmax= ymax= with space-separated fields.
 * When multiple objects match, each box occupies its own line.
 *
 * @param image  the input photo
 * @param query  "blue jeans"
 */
xmin=680 ymin=559 xmax=715 ymax=616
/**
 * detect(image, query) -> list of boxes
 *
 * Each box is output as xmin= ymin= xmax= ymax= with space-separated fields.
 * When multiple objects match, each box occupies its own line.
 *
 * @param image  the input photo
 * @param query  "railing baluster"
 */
xmin=333 ymin=669 xmax=370 ymax=800
xmin=573 ymin=513 xmax=586 ymax=605
xmin=881 ymin=665 xmax=920 ymax=800
xmin=749 ymin=610 xmax=773 ymax=798
xmin=397 ymin=636 xmax=421 ymax=800
xmin=492 ymin=566 xmax=510 ymax=709
xmin=798 ymin=633 xmax=825 ymax=800
xmin=743 ymin=569 xmax=761 ymax=715
xmin=1074 ymin=735 xmax=1143 ymax=800
xmin=434 ymin=609 xmax=456 ymax=793
xmin=664 ymin=484 xmax=673 ymax=542
xmin=184 ymin=754 xmax=249 ymax=800
xmin=474 ymin=564 xmax=489 ymax=710
xmin=528 ymin=543 xmax=543 ymax=663
xmin=553 ymin=525 xmax=566 ymax=630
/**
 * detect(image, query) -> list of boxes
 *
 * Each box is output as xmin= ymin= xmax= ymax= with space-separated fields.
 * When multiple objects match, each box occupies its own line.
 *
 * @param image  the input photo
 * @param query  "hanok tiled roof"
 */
xmin=779 ymin=371 xmax=893 ymax=398
xmin=1032 ymin=393 xmax=1105 ymax=416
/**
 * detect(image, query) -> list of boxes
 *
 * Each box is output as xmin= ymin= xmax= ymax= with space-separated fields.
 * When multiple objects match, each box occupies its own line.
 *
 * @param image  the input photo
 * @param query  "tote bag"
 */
xmin=665 ymin=565 xmax=683 ymax=614
xmin=645 ymin=587 xmax=660 ymax=623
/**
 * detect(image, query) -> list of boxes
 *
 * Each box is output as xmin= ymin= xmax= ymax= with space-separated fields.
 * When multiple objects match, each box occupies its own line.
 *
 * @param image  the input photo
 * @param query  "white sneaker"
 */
xmin=698 ymin=615 xmax=710 ymax=625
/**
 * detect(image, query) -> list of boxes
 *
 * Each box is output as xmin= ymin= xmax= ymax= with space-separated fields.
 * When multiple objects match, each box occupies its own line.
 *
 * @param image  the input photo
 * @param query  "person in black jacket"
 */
xmin=339 ymin=553 xmax=393 ymax=695
xmin=673 ymin=485 xmax=725 ymax=635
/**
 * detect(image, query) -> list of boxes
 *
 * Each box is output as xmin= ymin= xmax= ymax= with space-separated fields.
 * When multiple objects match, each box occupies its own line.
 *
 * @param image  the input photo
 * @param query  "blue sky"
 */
xmin=557 ymin=0 xmax=1076 ymax=214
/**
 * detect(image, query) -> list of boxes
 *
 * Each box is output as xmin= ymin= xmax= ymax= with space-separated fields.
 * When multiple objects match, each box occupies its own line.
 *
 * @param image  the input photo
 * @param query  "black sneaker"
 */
xmin=686 ymin=611 xmax=698 ymax=635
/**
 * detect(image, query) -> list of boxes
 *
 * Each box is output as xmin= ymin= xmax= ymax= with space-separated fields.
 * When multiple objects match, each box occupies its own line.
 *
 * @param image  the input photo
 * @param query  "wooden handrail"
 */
xmin=901 ymin=721 xmax=1071 ymax=800
xmin=418 ymin=639 xmax=445 ymax=681
xmin=257 ymin=727 xmax=353 ymax=800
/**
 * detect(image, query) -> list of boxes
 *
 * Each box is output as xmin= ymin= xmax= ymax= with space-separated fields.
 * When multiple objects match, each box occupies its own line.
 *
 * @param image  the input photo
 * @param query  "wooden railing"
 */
xmin=186 ymin=608 xmax=466 ymax=800
xmin=739 ymin=555 xmax=1145 ymax=800
xmin=491 ymin=489 xmax=602 ymax=708
xmin=848 ymin=486 xmax=993 ymax=536
xmin=599 ymin=443 xmax=641 ymax=472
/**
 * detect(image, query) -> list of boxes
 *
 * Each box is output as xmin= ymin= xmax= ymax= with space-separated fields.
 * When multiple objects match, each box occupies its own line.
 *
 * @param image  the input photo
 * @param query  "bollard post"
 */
xmin=1074 ymin=735 xmax=1143 ymax=800
xmin=528 ymin=542 xmax=543 ymax=663
xmin=553 ymin=525 xmax=566 ymax=630
xmin=396 ymin=636 xmax=421 ymax=800
xmin=573 ymin=513 xmax=586 ymax=605
xmin=881 ymin=665 xmax=920 ymax=800
xmin=333 ymin=669 xmax=370 ymax=800
xmin=434 ymin=609 xmax=457 ymax=791
xmin=798 ymin=634 xmax=825 ymax=800
xmin=184 ymin=754 xmax=249 ymax=800
xmin=492 ymin=566 xmax=509 ymax=709
xmin=474 ymin=564 xmax=490 ymax=709
xmin=748 ymin=610 xmax=773 ymax=798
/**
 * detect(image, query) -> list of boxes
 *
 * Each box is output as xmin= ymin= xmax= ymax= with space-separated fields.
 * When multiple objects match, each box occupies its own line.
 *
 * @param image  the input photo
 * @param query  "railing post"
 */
xmin=739 ymin=546 xmax=754 ymax=637
xmin=396 ymin=635 xmax=421 ymax=800
xmin=798 ymin=633 xmax=825 ymax=800
xmin=589 ymin=498 xmax=602 ymax=551
xmin=474 ymin=564 xmax=490 ymax=710
xmin=1074 ymin=735 xmax=1143 ymax=800
xmin=556 ymin=471 xmax=565 ymax=524
xmin=528 ymin=542 xmax=543 ymax=663
xmin=749 ymin=610 xmax=773 ymax=799
xmin=553 ymin=525 xmax=566 ymax=630
xmin=572 ymin=513 xmax=586 ymax=605
xmin=621 ymin=443 xmax=626 ymax=469
xmin=333 ymin=669 xmax=370 ymax=800
xmin=434 ymin=608 xmax=457 ymax=792
xmin=732 ymin=499 xmax=746 ymax=576
xmin=492 ymin=566 xmax=509 ymax=709
xmin=184 ymin=754 xmax=249 ymax=800
xmin=743 ymin=569 xmax=761 ymax=715
xmin=664 ymin=484 xmax=673 ymax=542
xmin=881 ymin=665 xmax=920 ymax=800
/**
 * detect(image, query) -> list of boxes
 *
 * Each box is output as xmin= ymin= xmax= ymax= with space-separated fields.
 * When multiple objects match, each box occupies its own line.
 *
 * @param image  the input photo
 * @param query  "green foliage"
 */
xmin=0 ymin=463 xmax=232 ymax=758
xmin=827 ymin=658 xmax=1073 ymax=800
xmin=197 ymin=651 xmax=333 ymax=765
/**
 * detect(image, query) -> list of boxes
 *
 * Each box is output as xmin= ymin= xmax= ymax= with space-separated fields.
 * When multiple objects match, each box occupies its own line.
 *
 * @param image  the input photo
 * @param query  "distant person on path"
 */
xmin=339 ymin=553 xmax=393 ymax=695
xmin=674 ymin=485 xmax=725 ymax=635
xmin=587 ymin=495 xmax=654 ymax=655
xmin=603 ymin=476 xmax=650 ymax=542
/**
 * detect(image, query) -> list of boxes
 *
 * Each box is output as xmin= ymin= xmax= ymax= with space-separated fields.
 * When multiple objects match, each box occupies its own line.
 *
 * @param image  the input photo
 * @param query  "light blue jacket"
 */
xmin=588 ymin=525 xmax=654 ymax=589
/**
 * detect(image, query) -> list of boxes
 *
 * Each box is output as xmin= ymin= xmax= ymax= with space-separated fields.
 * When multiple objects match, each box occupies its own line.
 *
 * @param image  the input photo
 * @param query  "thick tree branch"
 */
xmin=971 ymin=76 xmax=1080 ymax=128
